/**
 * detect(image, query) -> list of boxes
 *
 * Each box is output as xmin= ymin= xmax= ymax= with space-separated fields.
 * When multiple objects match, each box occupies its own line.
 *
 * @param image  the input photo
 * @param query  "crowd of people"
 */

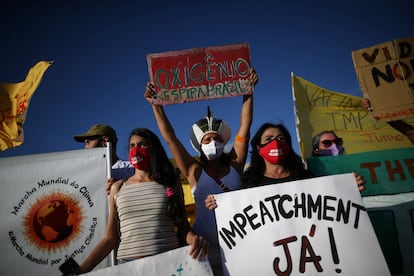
xmin=64 ymin=68 xmax=369 ymax=276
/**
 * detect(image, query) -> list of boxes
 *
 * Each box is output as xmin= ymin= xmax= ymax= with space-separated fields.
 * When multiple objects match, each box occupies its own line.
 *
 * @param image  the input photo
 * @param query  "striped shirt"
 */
xmin=115 ymin=181 xmax=178 ymax=259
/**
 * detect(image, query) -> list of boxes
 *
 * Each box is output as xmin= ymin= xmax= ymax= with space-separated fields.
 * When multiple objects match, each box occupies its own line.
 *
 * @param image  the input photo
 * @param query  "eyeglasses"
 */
xmin=320 ymin=137 xmax=343 ymax=147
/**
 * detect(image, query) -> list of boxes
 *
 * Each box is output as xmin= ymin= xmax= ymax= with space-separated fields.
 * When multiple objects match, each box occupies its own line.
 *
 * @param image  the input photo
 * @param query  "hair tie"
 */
xmin=166 ymin=187 xmax=175 ymax=197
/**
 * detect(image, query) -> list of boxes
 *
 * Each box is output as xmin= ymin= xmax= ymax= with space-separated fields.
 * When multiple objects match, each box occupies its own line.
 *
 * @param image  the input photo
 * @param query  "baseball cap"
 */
xmin=74 ymin=124 xmax=118 ymax=143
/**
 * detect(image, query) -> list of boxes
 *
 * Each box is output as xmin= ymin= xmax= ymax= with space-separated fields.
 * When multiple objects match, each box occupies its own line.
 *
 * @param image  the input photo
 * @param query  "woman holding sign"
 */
xmin=205 ymin=123 xmax=365 ymax=210
xmin=241 ymin=123 xmax=315 ymax=188
xmin=145 ymin=69 xmax=258 ymax=276
xmin=66 ymin=128 xmax=208 ymax=275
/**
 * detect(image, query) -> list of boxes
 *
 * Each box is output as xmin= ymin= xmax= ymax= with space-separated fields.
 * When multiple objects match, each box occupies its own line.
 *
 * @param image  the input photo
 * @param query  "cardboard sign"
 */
xmin=352 ymin=37 xmax=414 ymax=122
xmin=214 ymin=174 xmax=390 ymax=276
xmin=147 ymin=43 xmax=252 ymax=105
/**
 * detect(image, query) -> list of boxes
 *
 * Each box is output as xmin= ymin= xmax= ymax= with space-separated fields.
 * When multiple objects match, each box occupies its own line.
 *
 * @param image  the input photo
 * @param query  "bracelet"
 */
xmin=235 ymin=135 xmax=248 ymax=144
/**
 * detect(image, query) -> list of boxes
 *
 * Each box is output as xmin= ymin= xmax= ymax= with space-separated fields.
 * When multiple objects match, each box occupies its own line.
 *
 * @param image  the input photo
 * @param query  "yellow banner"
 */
xmin=292 ymin=74 xmax=414 ymax=158
xmin=0 ymin=61 xmax=53 ymax=151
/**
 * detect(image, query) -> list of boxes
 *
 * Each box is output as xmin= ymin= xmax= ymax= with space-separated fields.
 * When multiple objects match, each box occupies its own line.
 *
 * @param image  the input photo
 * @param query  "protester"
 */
xmin=144 ymin=69 xmax=258 ymax=276
xmin=241 ymin=123 xmax=315 ymax=188
xmin=205 ymin=123 xmax=365 ymax=210
xmin=361 ymin=98 xmax=414 ymax=145
xmin=311 ymin=130 xmax=344 ymax=156
xmin=71 ymin=128 xmax=208 ymax=274
xmin=74 ymin=124 xmax=134 ymax=192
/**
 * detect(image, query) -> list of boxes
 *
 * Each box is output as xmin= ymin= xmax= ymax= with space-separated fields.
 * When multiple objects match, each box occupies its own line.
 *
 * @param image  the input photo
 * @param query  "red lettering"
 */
xmin=360 ymin=162 xmax=381 ymax=183
xmin=273 ymin=236 xmax=297 ymax=276
xmin=385 ymin=160 xmax=406 ymax=181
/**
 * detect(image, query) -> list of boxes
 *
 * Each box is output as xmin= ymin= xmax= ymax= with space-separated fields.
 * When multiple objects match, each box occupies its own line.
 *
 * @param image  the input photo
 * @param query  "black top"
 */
xmin=242 ymin=169 xmax=314 ymax=189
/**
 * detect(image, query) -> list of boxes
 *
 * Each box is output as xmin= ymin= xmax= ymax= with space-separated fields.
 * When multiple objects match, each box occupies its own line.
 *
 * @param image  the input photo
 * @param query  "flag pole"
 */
xmin=291 ymin=72 xmax=306 ymax=165
xmin=105 ymin=142 xmax=115 ymax=267
xmin=106 ymin=142 xmax=112 ymax=179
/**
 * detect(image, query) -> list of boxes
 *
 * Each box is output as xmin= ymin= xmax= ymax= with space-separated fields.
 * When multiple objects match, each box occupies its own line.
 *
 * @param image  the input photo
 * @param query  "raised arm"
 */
xmin=231 ymin=68 xmax=258 ymax=172
xmin=144 ymin=83 xmax=201 ymax=187
xmin=77 ymin=181 xmax=122 ymax=273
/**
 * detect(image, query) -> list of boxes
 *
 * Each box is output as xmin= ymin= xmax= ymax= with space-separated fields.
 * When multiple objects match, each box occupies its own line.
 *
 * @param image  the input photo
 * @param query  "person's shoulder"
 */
xmin=301 ymin=169 xmax=315 ymax=178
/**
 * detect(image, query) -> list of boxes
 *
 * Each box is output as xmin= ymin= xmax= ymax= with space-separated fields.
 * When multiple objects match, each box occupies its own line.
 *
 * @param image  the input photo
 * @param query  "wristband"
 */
xmin=235 ymin=135 xmax=248 ymax=144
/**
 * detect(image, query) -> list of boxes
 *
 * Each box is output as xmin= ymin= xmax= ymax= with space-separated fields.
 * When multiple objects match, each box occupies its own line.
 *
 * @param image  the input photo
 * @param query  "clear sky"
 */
xmin=0 ymin=0 xmax=412 ymax=161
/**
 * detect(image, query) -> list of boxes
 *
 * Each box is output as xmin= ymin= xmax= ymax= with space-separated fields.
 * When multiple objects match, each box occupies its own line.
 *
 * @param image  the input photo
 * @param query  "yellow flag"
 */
xmin=292 ymin=74 xmax=414 ymax=158
xmin=0 ymin=61 xmax=53 ymax=151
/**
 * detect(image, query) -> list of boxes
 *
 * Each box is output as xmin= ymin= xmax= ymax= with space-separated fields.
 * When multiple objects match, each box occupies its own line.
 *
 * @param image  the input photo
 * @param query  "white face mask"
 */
xmin=201 ymin=140 xmax=224 ymax=160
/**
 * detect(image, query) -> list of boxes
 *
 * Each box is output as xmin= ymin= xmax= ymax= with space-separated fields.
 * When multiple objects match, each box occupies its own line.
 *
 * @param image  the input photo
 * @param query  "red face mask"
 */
xmin=258 ymin=139 xmax=291 ymax=164
xmin=129 ymin=147 xmax=150 ymax=171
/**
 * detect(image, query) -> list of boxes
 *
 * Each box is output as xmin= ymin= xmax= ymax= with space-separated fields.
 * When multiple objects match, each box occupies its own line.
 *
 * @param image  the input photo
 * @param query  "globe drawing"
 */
xmin=33 ymin=200 xmax=74 ymax=242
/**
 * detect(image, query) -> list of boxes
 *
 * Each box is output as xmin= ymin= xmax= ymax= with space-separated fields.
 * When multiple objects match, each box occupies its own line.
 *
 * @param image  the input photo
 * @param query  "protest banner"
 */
xmin=214 ymin=174 xmax=390 ymax=276
xmin=307 ymin=149 xmax=414 ymax=275
xmin=352 ymin=37 xmax=414 ymax=122
xmin=292 ymin=74 xmax=414 ymax=158
xmin=307 ymin=148 xmax=414 ymax=196
xmin=147 ymin=43 xmax=252 ymax=105
xmin=0 ymin=148 xmax=109 ymax=275
xmin=84 ymin=245 xmax=213 ymax=276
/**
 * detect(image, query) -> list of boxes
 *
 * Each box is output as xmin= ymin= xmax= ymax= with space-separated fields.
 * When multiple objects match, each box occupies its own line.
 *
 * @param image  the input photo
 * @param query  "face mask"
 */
xmin=258 ymin=139 xmax=290 ymax=164
xmin=201 ymin=140 xmax=224 ymax=160
xmin=318 ymin=144 xmax=343 ymax=156
xmin=129 ymin=147 xmax=150 ymax=171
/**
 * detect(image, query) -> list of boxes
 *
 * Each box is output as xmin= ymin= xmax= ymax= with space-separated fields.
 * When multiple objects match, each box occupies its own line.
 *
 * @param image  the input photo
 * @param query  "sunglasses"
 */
xmin=320 ymin=137 xmax=343 ymax=147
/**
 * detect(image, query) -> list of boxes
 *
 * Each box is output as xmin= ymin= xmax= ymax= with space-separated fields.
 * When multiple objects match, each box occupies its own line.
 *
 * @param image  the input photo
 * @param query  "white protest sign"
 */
xmin=0 ymin=148 xmax=109 ymax=276
xmin=84 ymin=245 xmax=213 ymax=275
xmin=214 ymin=173 xmax=390 ymax=275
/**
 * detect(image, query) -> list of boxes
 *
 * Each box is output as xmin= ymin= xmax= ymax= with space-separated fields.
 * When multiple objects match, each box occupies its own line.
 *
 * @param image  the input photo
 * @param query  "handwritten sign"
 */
xmin=84 ymin=246 xmax=213 ymax=276
xmin=352 ymin=37 xmax=414 ymax=122
xmin=292 ymin=75 xmax=414 ymax=158
xmin=214 ymin=174 xmax=390 ymax=275
xmin=147 ymin=43 xmax=252 ymax=105
xmin=307 ymin=150 xmax=414 ymax=275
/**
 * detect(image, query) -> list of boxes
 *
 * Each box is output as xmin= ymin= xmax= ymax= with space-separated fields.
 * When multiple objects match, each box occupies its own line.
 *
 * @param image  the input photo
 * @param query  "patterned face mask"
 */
xmin=201 ymin=140 xmax=224 ymax=160
xmin=129 ymin=146 xmax=150 ymax=171
xmin=258 ymin=139 xmax=291 ymax=164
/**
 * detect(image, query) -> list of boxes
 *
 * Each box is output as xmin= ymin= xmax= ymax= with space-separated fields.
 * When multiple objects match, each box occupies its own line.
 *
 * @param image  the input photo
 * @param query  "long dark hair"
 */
xmin=129 ymin=128 xmax=189 ymax=243
xmin=130 ymin=128 xmax=177 ymax=187
xmin=242 ymin=123 xmax=306 ymax=188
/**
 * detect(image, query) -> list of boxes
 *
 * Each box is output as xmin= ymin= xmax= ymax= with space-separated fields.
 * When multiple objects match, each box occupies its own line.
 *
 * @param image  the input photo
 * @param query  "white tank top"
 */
xmin=115 ymin=181 xmax=178 ymax=258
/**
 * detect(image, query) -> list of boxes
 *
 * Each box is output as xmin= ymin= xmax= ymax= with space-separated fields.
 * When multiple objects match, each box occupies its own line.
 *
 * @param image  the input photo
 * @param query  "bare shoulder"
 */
xmin=110 ymin=179 xmax=124 ymax=195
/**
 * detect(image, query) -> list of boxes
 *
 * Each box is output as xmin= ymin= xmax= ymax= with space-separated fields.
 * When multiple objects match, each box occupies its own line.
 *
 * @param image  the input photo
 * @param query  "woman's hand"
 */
xmin=361 ymin=98 xmax=373 ymax=111
xmin=205 ymin=194 xmax=217 ymax=210
xmin=186 ymin=232 xmax=209 ymax=261
xmin=105 ymin=178 xmax=115 ymax=195
xmin=249 ymin=68 xmax=259 ymax=86
xmin=144 ymin=82 xmax=158 ymax=105
xmin=353 ymin=172 xmax=366 ymax=192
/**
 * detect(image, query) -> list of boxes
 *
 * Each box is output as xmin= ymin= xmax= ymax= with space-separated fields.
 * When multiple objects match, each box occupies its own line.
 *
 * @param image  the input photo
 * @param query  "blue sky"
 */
xmin=0 ymin=0 xmax=412 ymax=161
